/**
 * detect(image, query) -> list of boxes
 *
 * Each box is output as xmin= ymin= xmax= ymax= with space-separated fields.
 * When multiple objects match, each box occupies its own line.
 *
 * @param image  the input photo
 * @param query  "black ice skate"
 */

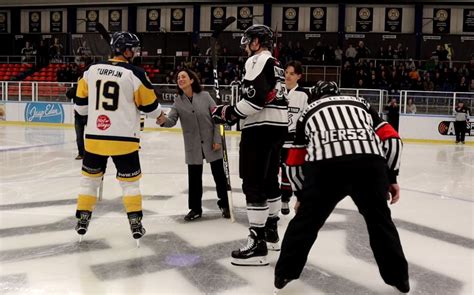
xmin=75 ymin=210 xmax=92 ymax=239
xmin=265 ymin=217 xmax=280 ymax=251
xmin=128 ymin=212 xmax=146 ymax=247
xmin=390 ymin=280 xmax=410 ymax=293
xmin=231 ymin=228 xmax=268 ymax=266
xmin=274 ymin=276 xmax=294 ymax=293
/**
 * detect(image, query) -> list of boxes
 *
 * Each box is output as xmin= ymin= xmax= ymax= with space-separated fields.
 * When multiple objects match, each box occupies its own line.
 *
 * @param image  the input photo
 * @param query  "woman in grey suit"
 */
xmin=157 ymin=69 xmax=230 ymax=221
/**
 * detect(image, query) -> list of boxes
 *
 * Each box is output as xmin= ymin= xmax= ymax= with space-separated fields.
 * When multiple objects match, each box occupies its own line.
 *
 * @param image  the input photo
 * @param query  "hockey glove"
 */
xmin=211 ymin=105 xmax=240 ymax=125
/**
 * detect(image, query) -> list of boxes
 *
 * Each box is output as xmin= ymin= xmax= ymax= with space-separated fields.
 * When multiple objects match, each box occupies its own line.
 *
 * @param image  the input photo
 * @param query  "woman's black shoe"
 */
xmin=184 ymin=210 xmax=202 ymax=221
xmin=220 ymin=207 xmax=231 ymax=219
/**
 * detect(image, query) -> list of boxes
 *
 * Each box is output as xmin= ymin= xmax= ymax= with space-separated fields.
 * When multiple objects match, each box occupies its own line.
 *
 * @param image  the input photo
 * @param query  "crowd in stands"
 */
xmin=13 ymin=39 xmax=473 ymax=92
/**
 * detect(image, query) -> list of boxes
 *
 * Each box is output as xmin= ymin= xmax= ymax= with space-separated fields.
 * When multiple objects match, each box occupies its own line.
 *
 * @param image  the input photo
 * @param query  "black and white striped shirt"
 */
xmin=289 ymin=95 xmax=402 ymax=183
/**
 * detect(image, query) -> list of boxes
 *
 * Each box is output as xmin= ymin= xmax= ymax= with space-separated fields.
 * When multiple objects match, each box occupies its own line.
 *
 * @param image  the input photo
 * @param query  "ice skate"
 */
xmin=75 ymin=210 xmax=92 ymax=240
xmin=128 ymin=212 xmax=146 ymax=243
xmin=231 ymin=228 xmax=268 ymax=266
xmin=265 ymin=217 xmax=280 ymax=251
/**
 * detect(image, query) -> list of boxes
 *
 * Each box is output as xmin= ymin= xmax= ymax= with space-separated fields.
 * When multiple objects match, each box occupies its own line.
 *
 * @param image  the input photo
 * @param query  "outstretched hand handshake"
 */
xmin=156 ymin=111 xmax=167 ymax=126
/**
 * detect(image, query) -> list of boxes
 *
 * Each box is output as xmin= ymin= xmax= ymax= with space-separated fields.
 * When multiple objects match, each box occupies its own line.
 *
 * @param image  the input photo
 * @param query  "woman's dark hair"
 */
xmin=176 ymin=69 xmax=202 ymax=95
xmin=285 ymin=60 xmax=303 ymax=75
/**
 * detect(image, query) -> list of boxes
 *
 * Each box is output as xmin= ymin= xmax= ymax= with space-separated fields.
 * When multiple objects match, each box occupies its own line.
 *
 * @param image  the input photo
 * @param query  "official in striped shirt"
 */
xmin=274 ymin=81 xmax=410 ymax=294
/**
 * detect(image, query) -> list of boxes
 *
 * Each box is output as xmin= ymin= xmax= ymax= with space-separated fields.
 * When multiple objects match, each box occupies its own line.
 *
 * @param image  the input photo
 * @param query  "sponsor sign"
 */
xmin=438 ymin=121 xmax=473 ymax=136
xmin=24 ymin=102 xmax=64 ymax=123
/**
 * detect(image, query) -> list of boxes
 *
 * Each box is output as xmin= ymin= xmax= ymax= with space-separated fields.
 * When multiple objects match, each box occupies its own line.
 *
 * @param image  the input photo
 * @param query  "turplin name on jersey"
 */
xmin=76 ymin=58 xmax=161 ymax=156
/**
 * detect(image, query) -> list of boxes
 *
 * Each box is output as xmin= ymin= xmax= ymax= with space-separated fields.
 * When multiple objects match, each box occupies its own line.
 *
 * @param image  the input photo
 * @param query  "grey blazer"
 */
xmin=161 ymin=91 xmax=222 ymax=165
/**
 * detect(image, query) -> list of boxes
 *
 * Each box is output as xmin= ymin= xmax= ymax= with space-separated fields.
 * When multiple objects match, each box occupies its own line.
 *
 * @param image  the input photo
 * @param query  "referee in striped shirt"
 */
xmin=274 ymin=81 xmax=410 ymax=293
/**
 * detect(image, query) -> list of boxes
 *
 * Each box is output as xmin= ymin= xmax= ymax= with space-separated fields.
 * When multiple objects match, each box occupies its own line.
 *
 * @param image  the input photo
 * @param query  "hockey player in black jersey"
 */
xmin=212 ymin=24 xmax=288 ymax=265
xmin=274 ymin=81 xmax=410 ymax=293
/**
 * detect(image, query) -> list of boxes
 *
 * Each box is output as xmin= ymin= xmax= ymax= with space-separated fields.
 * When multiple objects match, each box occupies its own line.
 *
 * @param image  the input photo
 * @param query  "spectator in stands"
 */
xmin=325 ymin=45 xmax=336 ymax=64
xmin=345 ymin=44 xmax=357 ymax=63
xmin=389 ymin=70 xmax=402 ymax=93
xmin=21 ymin=41 xmax=36 ymax=63
xmin=407 ymin=98 xmax=417 ymax=114
xmin=334 ymin=46 xmax=343 ymax=63
xmin=453 ymin=101 xmax=471 ymax=144
xmin=379 ymin=71 xmax=390 ymax=90
xmin=341 ymin=62 xmax=355 ymax=88
xmin=436 ymin=44 xmax=448 ymax=62
xmin=310 ymin=41 xmax=325 ymax=63
xmin=408 ymin=67 xmax=420 ymax=82
xmin=292 ymin=41 xmax=305 ymax=62
xmin=396 ymin=43 xmax=406 ymax=59
xmin=457 ymin=76 xmax=469 ymax=92
xmin=433 ymin=71 xmax=443 ymax=91
xmin=191 ymin=43 xmax=200 ymax=56
xmin=356 ymin=41 xmax=370 ymax=61
xmin=368 ymin=73 xmax=378 ymax=89
xmin=377 ymin=46 xmax=387 ymax=59
xmin=385 ymin=98 xmax=400 ymax=131
xmin=387 ymin=45 xmax=394 ymax=59
xmin=75 ymin=41 xmax=91 ymax=65
xmin=412 ymin=77 xmax=424 ymax=91
xmin=37 ymin=40 xmax=49 ymax=68
xmin=49 ymin=37 xmax=64 ymax=63
xmin=423 ymin=75 xmax=435 ymax=91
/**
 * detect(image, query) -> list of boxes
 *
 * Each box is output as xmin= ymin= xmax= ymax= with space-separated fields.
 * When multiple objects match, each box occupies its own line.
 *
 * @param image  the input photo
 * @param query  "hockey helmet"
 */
xmin=110 ymin=31 xmax=141 ymax=57
xmin=240 ymin=24 xmax=274 ymax=51
xmin=310 ymin=81 xmax=340 ymax=101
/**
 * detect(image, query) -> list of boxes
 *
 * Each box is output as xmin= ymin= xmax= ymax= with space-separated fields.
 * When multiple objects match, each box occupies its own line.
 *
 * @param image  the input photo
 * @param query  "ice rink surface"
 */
xmin=0 ymin=124 xmax=473 ymax=294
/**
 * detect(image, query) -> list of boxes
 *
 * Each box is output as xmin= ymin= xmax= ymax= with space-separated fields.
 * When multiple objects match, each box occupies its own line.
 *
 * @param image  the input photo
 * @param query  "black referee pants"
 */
xmin=275 ymin=156 xmax=409 ymax=287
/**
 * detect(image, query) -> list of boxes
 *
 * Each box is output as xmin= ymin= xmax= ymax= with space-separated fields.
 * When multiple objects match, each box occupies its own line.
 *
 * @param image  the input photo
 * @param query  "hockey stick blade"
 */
xmin=95 ymin=22 xmax=111 ymax=44
xmin=211 ymin=17 xmax=236 ymax=38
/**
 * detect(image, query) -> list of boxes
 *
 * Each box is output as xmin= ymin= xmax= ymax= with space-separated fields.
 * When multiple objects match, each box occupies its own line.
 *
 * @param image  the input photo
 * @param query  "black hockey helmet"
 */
xmin=310 ymin=81 xmax=340 ymax=101
xmin=240 ymin=24 xmax=274 ymax=51
xmin=110 ymin=31 xmax=140 ymax=57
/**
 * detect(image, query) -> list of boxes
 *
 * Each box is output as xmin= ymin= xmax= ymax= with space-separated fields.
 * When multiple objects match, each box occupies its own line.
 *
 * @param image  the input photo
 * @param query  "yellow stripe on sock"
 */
xmin=77 ymin=195 xmax=97 ymax=212
xmin=123 ymin=195 xmax=142 ymax=213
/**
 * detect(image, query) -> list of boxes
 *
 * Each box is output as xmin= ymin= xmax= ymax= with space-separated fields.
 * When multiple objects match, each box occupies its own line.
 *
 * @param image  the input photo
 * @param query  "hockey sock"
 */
xmin=76 ymin=175 xmax=102 ymax=212
xmin=247 ymin=202 xmax=269 ymax=228
xmin=120 ymin=180 xmax=142 ymax=213
xmin=268 ymin=196 xmax=281 ymax=219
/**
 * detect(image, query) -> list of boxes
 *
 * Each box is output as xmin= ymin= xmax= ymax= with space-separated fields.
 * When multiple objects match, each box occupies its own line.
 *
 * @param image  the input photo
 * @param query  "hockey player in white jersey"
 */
xmin=74 ymin=32 xmax=163 ymax=243
xmin=212 ymin=24 xmax=288 ymax=265
xmin=280 ymin=61 xmax=310 ymax=215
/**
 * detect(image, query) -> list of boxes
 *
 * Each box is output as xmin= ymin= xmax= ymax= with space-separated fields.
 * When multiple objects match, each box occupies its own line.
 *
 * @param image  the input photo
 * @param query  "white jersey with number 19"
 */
xmin=76 ymin=58 xmax=162 ymax=156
